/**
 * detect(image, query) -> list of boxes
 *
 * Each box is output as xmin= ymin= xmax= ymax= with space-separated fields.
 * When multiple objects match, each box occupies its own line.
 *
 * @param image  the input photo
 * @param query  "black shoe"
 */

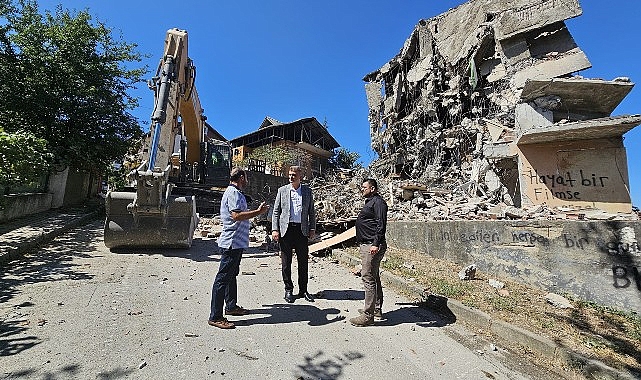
xmin=284 ymin=290 xmax=295 ymax=303
xmin=299 ymin=291 xmax=315 ymax=302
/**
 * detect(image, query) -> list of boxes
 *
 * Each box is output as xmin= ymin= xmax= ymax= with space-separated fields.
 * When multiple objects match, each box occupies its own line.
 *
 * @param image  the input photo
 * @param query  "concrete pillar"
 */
xmin=48 ymin=167 xmax=69 ymax=209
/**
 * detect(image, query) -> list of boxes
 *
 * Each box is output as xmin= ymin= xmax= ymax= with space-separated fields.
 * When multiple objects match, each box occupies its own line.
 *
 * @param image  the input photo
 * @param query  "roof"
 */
xmin=205 ymin=121 xmax=227 ymax=142
xmin=229 ymin=116 xmax=340 ymax=151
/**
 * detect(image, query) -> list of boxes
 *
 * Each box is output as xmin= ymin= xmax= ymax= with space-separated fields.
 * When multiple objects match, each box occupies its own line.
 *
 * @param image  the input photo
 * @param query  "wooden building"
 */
xmin=229 ymin=116 xmax=340 ymax=179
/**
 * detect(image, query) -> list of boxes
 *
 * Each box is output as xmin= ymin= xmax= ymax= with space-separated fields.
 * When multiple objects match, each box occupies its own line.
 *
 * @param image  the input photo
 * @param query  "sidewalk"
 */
xmin=0 ymin=203 xmax=104 ymax=264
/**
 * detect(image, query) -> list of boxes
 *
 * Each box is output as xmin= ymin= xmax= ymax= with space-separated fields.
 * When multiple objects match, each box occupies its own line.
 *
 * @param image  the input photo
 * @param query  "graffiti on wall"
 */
xmin=612 ymin=266 xmax=641 ymax=290
xmin=426 ymin=229 xmax=500 ymax=244
xmin=523 ymin=168 xmax=610 ymax=202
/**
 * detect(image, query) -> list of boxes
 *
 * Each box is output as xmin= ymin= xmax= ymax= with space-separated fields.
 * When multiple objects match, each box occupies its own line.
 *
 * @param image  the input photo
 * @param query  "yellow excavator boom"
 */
xmin=104 ymin=28 xmax=205 ymax=249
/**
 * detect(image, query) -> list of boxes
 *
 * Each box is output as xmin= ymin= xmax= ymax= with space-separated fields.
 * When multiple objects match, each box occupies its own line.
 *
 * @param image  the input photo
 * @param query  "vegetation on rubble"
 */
xmin=0 ymin=0 xmax=145 ymax=180
xmin=380 ymin=247 xmax=641 ymax=378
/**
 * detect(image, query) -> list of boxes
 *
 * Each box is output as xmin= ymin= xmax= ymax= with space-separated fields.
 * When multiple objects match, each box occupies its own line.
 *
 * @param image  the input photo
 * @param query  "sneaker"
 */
xmin=349 ymin=314 xmax=374 ymax=327
xmin=225 ymin=306 xmax=249 ymax=316
xmin=208 ymin=318 xmax=235 ymax=329
xmin=358 ymin=308 xmax=383 ymax=320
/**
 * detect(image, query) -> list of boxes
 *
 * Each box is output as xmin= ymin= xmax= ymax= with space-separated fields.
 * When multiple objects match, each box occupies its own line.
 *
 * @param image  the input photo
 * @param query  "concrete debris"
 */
xmin=545 ymin=292 xmax=574 ymax=309
xmin=458 ymin=264 xmax=477 ymax=281
xmin=359 ymin=0 xmax=641 ymax=218
xmin=488 ymin=279 xmax=505 ymax=289
xmin=305 ymin=168 xmax=639 ymax=226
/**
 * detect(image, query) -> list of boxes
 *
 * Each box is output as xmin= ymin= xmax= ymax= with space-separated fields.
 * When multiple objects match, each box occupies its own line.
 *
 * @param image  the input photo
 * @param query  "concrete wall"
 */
xmin=518 ymin=138 xmax=631 ymax=213
xmin=0 ymin=193 xmax=52 ymax=223
xmin=48 ymin=168 xmax=69 ymax=209
xmin=63 ymin=168 xmax=91 ymax=206
xmin=387 ymin=220 xmax=641 ymax=312
xmin=243 ymin=171 xmax=288 ymax=203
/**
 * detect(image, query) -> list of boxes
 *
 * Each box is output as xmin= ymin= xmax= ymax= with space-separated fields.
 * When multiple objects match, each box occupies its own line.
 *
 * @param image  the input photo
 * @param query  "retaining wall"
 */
xmin=387 ymin=220 xmax=641 ymax=312
xmin=0 ymin=193 xmax=52 ymax=223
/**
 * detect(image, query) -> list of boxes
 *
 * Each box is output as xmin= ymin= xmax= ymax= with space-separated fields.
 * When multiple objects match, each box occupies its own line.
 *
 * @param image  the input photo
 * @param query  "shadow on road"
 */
xmin=377 ymin=304 xmax=452 ymax=328
xmin=235 ymin=303 xmax=345 ymax=326
xmin=317 ymin=289 xmax=364 ymax=300
xmin=2 ymin=363 xmax=133 ymax=379
xmin=0 ymin=322 xmax=40 ymax=357
xmin=295 ymin=350 xmax=365 ymax=380
xmin=109 ymin=239 xmax=277 ymax=262
xmin=0 ymin=226 xmax=100 ymax=359
xmin=0 ymin=227 xmax=99 ymax=305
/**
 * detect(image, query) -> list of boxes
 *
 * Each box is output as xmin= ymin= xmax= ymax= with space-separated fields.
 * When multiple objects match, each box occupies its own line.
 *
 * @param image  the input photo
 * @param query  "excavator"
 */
xmin=104 ymin=28 xmax=231 ymax=249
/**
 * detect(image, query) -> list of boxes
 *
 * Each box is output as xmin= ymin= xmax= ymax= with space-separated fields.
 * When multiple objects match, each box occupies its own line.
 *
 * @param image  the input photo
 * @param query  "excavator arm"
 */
xmin=104 ymin=29 xmax=205 ymax=249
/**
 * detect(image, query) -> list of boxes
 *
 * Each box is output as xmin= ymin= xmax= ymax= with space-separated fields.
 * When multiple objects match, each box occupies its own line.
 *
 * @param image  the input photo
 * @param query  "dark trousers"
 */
xmin=279 ymin=224 xmax=309 ymax=293
xmin=209 ymin=248 xmax=242 ymax=321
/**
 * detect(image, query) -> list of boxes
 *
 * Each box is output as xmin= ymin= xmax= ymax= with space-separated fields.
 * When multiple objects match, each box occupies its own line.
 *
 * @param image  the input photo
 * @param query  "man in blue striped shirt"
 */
xmin=208 ymin=168 xmax=269 ymax=329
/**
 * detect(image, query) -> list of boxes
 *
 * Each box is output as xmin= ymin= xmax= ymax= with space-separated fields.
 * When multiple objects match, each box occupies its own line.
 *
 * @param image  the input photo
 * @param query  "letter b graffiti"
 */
xmin=612 ymin=266 xmax=641 ymax=290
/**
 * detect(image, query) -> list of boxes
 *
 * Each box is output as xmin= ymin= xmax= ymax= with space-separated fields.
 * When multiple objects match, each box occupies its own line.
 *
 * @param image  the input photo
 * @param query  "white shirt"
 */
xmin=289 ymin=185 xmax=302 ymax=223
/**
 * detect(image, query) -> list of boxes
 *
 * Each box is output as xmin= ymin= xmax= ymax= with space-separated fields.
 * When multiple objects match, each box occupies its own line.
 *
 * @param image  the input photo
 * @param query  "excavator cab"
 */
xmin=104 ymin=29 xmax=225 ymax=249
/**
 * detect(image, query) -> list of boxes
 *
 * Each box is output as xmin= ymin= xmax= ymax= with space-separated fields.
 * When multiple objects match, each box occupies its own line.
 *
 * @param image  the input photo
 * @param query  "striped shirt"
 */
xmin=217 ymin=185 xmax=250 ymax=249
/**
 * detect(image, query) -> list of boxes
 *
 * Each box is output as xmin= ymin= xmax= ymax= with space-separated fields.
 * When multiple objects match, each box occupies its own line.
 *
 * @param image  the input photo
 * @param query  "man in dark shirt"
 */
xmin=350 ymin=178 xmax=388 ymax=327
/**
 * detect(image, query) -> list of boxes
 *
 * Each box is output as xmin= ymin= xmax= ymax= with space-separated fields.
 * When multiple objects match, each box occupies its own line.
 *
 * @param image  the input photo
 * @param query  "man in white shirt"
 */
xmin=271 ymin=166 xmax=316 ymax=303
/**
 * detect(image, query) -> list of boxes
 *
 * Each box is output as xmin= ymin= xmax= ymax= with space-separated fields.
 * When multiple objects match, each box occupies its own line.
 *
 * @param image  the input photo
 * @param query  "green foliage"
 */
xmin=329 ymin=147 xmax=361 ymax=170
xmin=105 ymin=163 xmax=129 ymax=191
xmin=0 ymin=129 xmax=53 ymax=197
xmin=0 ymin=1 xmax=145 ymax=175
xmin=242 ymin=145 xmax=295 ymax=173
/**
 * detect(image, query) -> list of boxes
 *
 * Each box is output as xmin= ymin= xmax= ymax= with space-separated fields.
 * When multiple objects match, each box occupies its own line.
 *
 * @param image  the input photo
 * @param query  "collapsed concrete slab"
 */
xmin=363 ymin=0 xmax=640 ymax=216
xmin=355 ymin=0 xmax=641 ymax=313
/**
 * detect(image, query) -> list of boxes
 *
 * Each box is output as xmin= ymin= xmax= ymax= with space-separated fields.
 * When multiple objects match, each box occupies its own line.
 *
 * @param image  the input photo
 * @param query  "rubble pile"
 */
xmin=308 ymin=169 xmax=639 ymax=223
xmin=357 ymin=0 xmax=640 ymax=220
xmin=362 ymin=0 xmax=589 ymax=194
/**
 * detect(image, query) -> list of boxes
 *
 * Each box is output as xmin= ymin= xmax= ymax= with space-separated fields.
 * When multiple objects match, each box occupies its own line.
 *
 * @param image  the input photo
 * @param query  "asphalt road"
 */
xmin=1 ymin=220 xmax=542 ymax=379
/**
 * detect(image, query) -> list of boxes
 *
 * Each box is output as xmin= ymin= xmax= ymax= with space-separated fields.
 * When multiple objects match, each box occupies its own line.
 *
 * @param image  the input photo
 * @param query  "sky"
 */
xmin=41 ymin=0 xmax=641 ymax=206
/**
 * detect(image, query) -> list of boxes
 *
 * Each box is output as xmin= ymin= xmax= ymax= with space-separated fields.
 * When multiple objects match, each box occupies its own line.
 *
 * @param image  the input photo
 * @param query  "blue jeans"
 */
xmin=209 ymin=248 xmax=243 ymax=321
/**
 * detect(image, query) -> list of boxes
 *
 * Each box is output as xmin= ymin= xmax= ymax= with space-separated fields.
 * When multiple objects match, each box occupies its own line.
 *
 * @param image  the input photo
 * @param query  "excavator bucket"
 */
xmin=104 ymin=191 xmax=198 ymax=249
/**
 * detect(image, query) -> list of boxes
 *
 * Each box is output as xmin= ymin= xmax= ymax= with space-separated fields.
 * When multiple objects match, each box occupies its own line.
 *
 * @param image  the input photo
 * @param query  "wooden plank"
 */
xmin=309 ymin=226 xmax=356 ymax=254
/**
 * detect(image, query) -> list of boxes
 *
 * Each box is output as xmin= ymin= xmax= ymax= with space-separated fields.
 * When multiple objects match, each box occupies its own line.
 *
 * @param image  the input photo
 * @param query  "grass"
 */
xmin=376 ymin=246 xmax=641 ymax=377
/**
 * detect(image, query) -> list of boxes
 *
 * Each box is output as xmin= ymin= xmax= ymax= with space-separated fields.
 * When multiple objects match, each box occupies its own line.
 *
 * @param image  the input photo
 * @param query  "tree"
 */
xmin=0 ymin=128 xmax=53 ymax=201
xmin=242 ymin=145 xmax=295 ymax=174
xmin=0 ymin=1 xmax=145 ymax=177
xmin=329 ymin=147 xmax=361 ymax=170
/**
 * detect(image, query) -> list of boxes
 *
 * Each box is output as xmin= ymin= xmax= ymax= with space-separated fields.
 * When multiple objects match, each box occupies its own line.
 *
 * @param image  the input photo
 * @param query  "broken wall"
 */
xmin=363 ymin=0 xmax=640 ymax=215
xmin=518 ymin=139 xmax=631 ymax=213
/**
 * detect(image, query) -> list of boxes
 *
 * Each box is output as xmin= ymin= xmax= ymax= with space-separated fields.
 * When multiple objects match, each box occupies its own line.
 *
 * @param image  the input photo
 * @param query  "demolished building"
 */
xmin=362 ymin=0 xmax=641 ymax=215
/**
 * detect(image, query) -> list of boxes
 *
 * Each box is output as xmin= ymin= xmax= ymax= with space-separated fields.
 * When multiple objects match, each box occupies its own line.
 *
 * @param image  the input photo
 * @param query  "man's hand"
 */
xmin=309 ymin=229 xmax=316 ymax=240
xmin=369 ymin=245 xmax=379 ymax=255
xmin=257 ymin=202 xmax=269 ymax=214
xmin=272 ymin=231 xmax=280 ymax=242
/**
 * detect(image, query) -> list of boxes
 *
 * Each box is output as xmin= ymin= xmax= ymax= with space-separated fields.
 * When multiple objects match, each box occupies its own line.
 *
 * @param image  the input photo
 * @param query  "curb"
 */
xmin=0 ymin=208 xmax=103 ymax=264
xmin=331 ymin=249 xmax=636 ymax=380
